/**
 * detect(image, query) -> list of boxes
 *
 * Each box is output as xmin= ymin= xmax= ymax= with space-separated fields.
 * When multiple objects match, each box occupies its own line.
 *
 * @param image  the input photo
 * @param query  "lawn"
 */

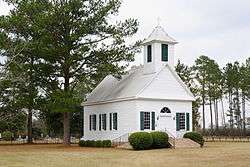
xmin=0 ymin=142 xmax=250 ymax=167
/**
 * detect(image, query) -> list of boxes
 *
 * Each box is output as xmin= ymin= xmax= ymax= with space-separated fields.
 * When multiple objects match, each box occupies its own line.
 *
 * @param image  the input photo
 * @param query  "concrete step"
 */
xmin=175 ymin=138 xmax=200 ymax=148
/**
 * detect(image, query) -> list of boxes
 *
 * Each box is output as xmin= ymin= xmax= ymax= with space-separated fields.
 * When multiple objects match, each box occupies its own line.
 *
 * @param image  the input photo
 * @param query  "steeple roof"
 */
xmin=142 ymin=26 xmax=178 ymax=45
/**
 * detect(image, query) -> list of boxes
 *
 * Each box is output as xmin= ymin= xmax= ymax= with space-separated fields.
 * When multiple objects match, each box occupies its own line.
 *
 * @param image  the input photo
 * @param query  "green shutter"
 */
xmin=99 ymin=114 xmax=101 ymax=131
xmin=151 ymin=112 xmax=155 ymax=130
xmin=103 ymin=114 xmax=107 ymax=130
xmin=161 ymin=44 xmax=168 ymax=61
xmin=109 ymin=113 xmax=112 ymax=130
xmin=93 ymin=115 xmax=96 ymax=130
xmin=113 ymin=113 xmax=117 ymax=130
xmin=89 ymin=115 xmax=92 ymax=131
xmin=140 ymin=112 xmax=144 ymax=130
xmin=147 ymin=45 xmax=152 ymax=62
xmin=176 ymin=113 xmax=180 ymax=131
xmin=186 ymin=113 xmax=190 ymax=131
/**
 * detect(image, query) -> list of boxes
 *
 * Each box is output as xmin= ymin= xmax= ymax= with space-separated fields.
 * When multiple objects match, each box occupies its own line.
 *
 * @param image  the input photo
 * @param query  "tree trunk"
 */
xmin=229 ymin=92 xmax=234 ymax=129
xmin=27 ymin=109 xmax=33 ymax=143
xmin=63 ymin=112 xmax=71 ymax=145
xmin=215 ymin=99 xmax=219 ymax=130
xmin=209 ymin=97 xmax=213 ymax=131
xmin=220 ymin=98 xmax=226 ymax=127
xmin=202 ymin=84 xmax=205 ymax=132
xmin=242 ymin=93 xmax=246 ymax=136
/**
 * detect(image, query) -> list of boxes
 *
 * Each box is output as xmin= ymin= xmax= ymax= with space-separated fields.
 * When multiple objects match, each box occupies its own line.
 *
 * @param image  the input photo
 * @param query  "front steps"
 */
xmin=115 ymin=138 xmax=200 ymax=149
xmin=174 ymin=138 xmax=200 ymax=148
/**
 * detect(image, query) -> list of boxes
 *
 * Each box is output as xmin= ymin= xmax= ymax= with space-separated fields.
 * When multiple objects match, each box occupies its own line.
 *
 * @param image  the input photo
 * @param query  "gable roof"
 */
xmin=82 ymin=65 xmax=195 ymax=106
xmin=142 ymin=26 xmax=178 ymax=45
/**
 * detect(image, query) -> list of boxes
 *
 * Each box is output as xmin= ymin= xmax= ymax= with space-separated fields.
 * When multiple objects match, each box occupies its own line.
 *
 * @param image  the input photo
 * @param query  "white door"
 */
xmin=156 ymin=113 xmax=175 ymax=136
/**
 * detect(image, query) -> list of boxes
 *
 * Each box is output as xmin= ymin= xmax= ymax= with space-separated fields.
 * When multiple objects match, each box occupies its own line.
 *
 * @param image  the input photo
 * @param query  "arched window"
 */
xmin=160 ymin=107 xmax=171 ymax=113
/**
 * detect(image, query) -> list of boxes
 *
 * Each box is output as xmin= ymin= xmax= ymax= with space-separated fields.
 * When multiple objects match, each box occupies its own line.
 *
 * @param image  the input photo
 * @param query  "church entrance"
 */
xmin=156 ymin=107 xmax=175 ymax=136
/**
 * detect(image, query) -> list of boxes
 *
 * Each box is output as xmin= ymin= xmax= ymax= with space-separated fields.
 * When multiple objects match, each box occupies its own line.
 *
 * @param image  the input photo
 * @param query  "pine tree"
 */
xmin=0 ymin=0 xmax=140 ymax=145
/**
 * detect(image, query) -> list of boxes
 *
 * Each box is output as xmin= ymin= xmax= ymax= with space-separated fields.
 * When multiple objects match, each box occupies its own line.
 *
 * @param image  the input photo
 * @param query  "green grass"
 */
xmin=0 ymin=142 xmax=250 ymax=167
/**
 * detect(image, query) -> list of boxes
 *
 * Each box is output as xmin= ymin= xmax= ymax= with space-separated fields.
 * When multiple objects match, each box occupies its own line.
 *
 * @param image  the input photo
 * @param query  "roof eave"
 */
xmin=142 ymin=39 xmax=178 ymax=45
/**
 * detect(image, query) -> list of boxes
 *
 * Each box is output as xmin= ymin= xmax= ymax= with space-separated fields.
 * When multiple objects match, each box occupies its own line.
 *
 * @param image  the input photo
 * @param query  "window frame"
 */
xmin=161 ymin=44 xmax=168 ymax=62
xmin=143 ymin=112 xmax=151 ymax=130
xmin=179 ymin=113 xmax=186 ymax=130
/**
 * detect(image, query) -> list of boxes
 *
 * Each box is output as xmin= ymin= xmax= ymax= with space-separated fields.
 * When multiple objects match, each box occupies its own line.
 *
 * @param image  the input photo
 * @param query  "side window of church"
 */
xmin=147 ymin=45 xmax=152 ymax=62
xmin=176 ymin=113 xmax=185 ymax=131
xmin=89 ymin=114 xmax=96 ymax=131
xmin=144 ymin=112 xmax=151 ymax=130
xmin=102 ymin=114 xmax=107 ymax=130
xmin=113 ymin=113 xmax=117 ymax=130
xmin=161 ymin=44 xmax=168 ymax=61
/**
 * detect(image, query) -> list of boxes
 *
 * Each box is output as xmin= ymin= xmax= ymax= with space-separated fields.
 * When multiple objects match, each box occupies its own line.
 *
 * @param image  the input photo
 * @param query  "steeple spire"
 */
xmin=142 ymin=24 xmax=178 ymax=74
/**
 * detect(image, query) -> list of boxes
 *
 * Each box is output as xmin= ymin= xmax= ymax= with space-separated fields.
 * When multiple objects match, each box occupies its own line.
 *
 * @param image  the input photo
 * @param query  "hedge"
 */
xmin=79 ymin=140 xmax=112 ymax=147
xmin=128 ymin=132 xmax=153 ymax=150
xmin=183 ymin=132 xmax=204 ymax=147
xmin=151 ymin=131 xmax=169 ymax=148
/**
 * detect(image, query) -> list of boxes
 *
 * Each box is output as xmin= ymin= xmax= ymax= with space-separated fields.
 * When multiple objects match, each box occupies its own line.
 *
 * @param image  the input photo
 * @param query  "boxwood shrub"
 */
xmin=79 ymin=140 xmax=86 ymax=147
xmin=103 ymin=140 xmax=112 ymax=147
xmin=128 ymin=132 xmax=153 ymax=150
xmin=79 ymin=140 xmax=112 ymax=147
xmin=2 ymin=131 xmax=13 ymax=141
xmin=95 ymin=140 xmax=103 ymax=147
xmin=183 ymin=132 xmax=204 ymax=147
xmin=150 ymin=131 xmax=169 ymax=148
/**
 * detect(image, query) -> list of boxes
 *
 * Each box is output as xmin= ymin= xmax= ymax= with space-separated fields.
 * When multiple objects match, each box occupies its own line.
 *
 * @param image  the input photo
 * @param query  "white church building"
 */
xmin=81 ymin=26 xmax=195 ymax=141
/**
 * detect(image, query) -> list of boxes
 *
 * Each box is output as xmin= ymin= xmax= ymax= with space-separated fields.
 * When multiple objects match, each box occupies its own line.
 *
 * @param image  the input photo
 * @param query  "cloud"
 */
xmin=118 ymin=0 xmax=250 ymax=67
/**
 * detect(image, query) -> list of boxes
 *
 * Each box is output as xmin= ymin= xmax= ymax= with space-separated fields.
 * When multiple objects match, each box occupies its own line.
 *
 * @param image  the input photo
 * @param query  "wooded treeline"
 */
xmin=176 ymin=56 xmax=250 ymax=135
xmin=0 ymin=0 xmax=140 ymax=145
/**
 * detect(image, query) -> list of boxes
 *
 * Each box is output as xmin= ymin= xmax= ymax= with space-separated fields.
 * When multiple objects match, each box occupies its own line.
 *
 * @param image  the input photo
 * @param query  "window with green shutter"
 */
xmin=99 ymin=114 xmax=101 ymax=131
xmin=92 ymin=115 xmax=97 ymax=131
xmin=113 ymin=113 xmax=117 ymax=130
xmin=102 ymin=114 xmax=107 ymax=130
xmin=89 ymin=115 xmax=92 ymax=131
xmin=151 ymin=112 xmax=155 ymax=130
xmin=186 ymin=113 xmax=190 ymax=131
xmin=161 ymin=44 xmax=168 ymax=61
xmin=140 ymin=112 xmax=144 ymax=130
xmin=109 ymin=113 xmax=112 ymax=130
xmin=176 ymin=113 xmax=180 ymax=131
xmin=147 ymin=45 xmax=152 ymax=62
xmin=176 ymin=113 xmax=185 ymax=131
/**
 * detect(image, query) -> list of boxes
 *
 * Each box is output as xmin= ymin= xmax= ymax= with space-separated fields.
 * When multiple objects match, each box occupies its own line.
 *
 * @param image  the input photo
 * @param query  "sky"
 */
xmin=1 ymin=0 xmax=250 ymax=66
xmin=0 ymin=0 xmax=250 ymax=126
xmin=117 ymin=0 xmax=250 ymax=67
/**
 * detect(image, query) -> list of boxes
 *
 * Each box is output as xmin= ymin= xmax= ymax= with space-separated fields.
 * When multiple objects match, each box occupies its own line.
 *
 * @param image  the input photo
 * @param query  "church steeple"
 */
xmin=142 ymin=26 xmax=178 ymax=74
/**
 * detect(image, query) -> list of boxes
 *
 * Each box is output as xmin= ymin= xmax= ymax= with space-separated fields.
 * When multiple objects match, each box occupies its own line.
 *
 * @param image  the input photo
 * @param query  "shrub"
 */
xmin=102 ymin=140 xmax=112 ymax=147
xmin=2 ymin=131 xmax=13 ymax=141
xmin=151 ymin=131 xmax=169 ymax=148
xmin=79 ymin=140 xmax=112 ymax=147
xmin=79 ymin=140 xmax=86 ymax=147
xmin=129 ymin=132 xmax=153 ymax=150
xmin=184 ymin=132 xmax=204 ymax=147
xmin=95 ymin=140 xmax=103 ymax=147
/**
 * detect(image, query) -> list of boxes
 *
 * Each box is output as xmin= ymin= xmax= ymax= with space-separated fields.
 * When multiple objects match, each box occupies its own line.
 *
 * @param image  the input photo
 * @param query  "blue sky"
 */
xmin=1 ymin=0 xmax=250 ymax=67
